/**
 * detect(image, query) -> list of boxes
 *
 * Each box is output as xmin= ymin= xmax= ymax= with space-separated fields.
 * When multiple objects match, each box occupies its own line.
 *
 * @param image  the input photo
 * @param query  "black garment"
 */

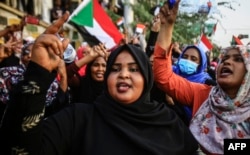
xmin=0 ymin=54 xmax=20 ymax=68
xmin=145 ymin=31 xmax=158 ymax=57
xmin=44 ymin=87 xmax=70 ymax=118
xmin=204 ymin=78 xmax=217 ymax=86
xmin=150 ymin=83 xmax=190 ymax=126
xmin=0 ymin=102 xmax=5 ymax=123
xmin=147 ymin=37 xmax=190 ymax=126
xmin=150 ymin=83 xmax=166 ymax=103
xmin=0 ymin=44 xmax=198 ymax=155
xmin=207 ymin=68 xmax=216 ymax=81
xmin=20 ymin=0 xmax=34 ymax=15
xmin=76 ymin=60 xmax=104 ymax=103
xmin=50 ymin=7 xmax=64 ymax=23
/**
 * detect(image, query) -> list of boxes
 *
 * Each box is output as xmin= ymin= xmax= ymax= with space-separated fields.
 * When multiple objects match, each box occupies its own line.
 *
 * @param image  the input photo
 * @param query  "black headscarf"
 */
xmin=77 ymin=58 xmax=104 ymax=103
xmin=94 ymin=44 xmax=198 ymax=155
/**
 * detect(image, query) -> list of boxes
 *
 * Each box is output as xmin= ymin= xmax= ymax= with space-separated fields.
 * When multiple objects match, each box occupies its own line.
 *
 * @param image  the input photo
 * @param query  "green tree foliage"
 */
xmin=133 ymin=1 xmax=210 ymax=45
xmin=174 ymin=13 xmax=207 ymax=44
xmin=106 ymin=0 xmax=211 ymax=45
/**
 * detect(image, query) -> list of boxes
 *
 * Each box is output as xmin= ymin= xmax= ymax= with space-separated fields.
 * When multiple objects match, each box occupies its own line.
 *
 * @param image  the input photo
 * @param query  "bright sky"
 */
xmin=179 ymin=0 xmax=250 ymax=47
xmin=212 ymin=0 xmax=250 ymax=47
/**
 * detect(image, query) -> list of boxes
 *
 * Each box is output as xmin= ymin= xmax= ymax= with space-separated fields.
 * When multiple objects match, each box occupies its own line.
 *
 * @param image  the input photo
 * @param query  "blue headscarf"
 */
xmin=173 ymin=45 xmax=213 ymax=123
xmin=173 ymin=45 xmax=212 ymax=83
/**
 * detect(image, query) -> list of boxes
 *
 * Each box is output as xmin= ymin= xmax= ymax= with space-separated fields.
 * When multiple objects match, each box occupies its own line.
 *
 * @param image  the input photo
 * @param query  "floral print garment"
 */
xmin=189 ymin=45 xmax=250 ymax=154
xmin=0 ymin=65 xmax=59 ymax=106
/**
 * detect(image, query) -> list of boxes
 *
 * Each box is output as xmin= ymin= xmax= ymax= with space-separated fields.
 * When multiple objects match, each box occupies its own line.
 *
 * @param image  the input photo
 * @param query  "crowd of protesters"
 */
xmin=0 ymin=0 xmax=249 ymax=155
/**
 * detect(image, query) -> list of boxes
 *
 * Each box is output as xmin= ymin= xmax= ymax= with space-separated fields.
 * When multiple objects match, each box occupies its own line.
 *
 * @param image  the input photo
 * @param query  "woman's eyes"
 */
xmin=221 ymin=56 xmax=244 ymax=63
xmin=93 ymin=63 xmax=107 ymax=67
xmin=110 ymin=66 xmax=140 ymax=72
xmin=111 ymin=67 xmax=120 ymax=72
xmin=129 ymin=68 xmax=140 ymax=72
xmin=235 ymin=57 xmax=244 ymax=62
xmin=220 ymin=57 xmax=227 ymax=62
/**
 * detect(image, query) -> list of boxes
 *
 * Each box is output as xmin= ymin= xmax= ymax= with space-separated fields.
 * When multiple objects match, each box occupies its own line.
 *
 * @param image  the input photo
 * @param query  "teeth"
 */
xmin=118 ymin=83 xmax=128 ymax=87
xmin=117 ymin=83 xmax=130 ymax=88
xmin=96 ymin=73 xmax=103 ymax=78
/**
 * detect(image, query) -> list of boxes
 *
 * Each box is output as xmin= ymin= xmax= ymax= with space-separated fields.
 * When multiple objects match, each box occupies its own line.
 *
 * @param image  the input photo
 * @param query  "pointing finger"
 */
xmin=44 ymin=11 xmax=70 ymax=34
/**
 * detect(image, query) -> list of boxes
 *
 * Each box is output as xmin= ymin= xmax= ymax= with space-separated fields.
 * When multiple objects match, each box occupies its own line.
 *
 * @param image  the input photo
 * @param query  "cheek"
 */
xmin=91 ymin=66 xmax=97 ymax=72
xmin=90 ymin=68 xmax=96 ymax=77
xmin=216 ymin=65 xmax=222 ymax=74
xmin=134 ymin=75 xmax=144 ymax=92
xmin=237 ymin=66 xmax=247 ymax=79
xmin=107 ymin=74 xmax=116 ymax=92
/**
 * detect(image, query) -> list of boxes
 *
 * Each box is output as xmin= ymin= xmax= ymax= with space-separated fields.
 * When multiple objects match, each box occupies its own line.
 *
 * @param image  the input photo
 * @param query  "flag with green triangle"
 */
xmin=68 ymin=0 xmax=123 ymax=49
xmin=68 ymin=0 xmax=93 ymax=27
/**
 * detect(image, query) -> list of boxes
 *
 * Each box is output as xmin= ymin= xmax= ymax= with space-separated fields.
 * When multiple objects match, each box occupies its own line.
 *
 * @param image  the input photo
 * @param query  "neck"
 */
xmin=223 ymin=88 xmax=238 ymax=99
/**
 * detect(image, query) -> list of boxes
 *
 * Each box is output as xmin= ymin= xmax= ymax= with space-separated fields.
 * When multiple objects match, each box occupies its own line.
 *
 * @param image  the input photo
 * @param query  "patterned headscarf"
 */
xmin=189 ymin=45 xmax=250 ymax=154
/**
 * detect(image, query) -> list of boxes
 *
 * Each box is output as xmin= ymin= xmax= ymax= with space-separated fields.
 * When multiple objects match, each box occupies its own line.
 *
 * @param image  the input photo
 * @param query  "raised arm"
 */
xmin=156 ymin=0 xmax=179 ymax=51
xmin=66 ymin=43 xmax=109 ymax=87
xmin=145 ymin=15 xmax=160 ymax=57
xmin=153 ymin=1 xmax=210 ymax=112
xmin=0 ymin=12 xmax=71 ymax=155
xmin=0 ymin=12 xmax=111 ymax=154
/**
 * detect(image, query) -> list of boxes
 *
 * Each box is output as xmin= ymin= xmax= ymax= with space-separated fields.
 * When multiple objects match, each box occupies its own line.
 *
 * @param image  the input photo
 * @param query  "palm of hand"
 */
xmin=31 ymin=34 xmax=63 ymax=72
xmin=30 ymin=12 xmax=70 ymax=72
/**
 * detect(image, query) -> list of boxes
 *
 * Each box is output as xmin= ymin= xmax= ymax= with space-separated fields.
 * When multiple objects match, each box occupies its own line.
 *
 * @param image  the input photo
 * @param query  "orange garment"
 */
xmin=153 ymin=43 xmax=212 ymax=116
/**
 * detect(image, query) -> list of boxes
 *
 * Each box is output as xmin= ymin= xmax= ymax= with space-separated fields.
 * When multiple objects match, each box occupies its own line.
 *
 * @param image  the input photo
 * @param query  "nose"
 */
xmin=98 ymin=65 xmax=105 ymax=71
xmin=27 ymin=52 xmax=32 ymax=58
xmin=185 ymin=57 xmax=191 ymax=61
xmin=223 ymin=58 xmax=233 ymax=65
xmin=119 ymin=68 xmax=130 ymax=78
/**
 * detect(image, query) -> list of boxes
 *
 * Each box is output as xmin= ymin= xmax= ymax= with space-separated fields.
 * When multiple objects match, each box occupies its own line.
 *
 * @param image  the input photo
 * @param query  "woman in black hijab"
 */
xmin=0 ymin=12 xmax=198 ymax=155
xmin=75 ymin=56 xmax=106 ymax=103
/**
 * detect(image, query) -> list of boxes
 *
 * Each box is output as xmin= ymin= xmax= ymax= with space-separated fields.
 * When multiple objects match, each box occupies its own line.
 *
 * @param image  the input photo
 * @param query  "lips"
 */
xmin=116 ymin=82 xmax=131 ymax=92
xmin=95 ymin=73 xmax=104 ymax=78
xmin=220 ymin=67 xmax=233 ymax=76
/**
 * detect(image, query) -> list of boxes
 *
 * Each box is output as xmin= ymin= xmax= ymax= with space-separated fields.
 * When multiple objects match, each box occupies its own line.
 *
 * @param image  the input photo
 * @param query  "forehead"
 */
xmin=223 ymin=48 xmax=240 ymax=55
xmin=114 ymin=50 xmax=135 ymax=63
xmin=221 ymin=48 xmax=243 ymax=60
xmin=93 ymin=56 xmax=106 ymax=63
xmin=184 ymin=48 xmax=199 ymax=55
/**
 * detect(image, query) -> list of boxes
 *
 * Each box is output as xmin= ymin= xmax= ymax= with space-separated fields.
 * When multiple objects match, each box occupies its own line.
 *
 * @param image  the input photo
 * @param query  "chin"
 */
xmin=116 ymin=98 xmax=135 ymax=105
xmin=94 ymin=78 xmax=104 ymax=82
xmin=217 ymin=79 xmax=233 ymax=88
xmin=217 ymin=80 xmax=227 ymax=85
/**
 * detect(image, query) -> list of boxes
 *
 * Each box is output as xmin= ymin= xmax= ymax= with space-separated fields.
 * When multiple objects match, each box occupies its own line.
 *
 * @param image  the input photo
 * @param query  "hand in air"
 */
xmin=31 ymin=11 xmax=70 ymax=72
xmin=159 ymin=0 xmax=180 ymax=25
xmin=88 ymin=43 xmax=110 ymax=61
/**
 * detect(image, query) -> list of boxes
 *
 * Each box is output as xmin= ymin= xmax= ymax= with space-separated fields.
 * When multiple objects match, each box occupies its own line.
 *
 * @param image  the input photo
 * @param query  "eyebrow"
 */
xmin=224 ymin=54 xmax=242 ymax=57
xmin=112 ymin=62 xmax=137 ymax=66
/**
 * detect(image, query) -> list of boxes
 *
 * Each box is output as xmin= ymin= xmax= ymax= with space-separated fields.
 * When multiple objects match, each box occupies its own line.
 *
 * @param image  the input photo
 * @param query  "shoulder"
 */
xmin=48 ymin=103 xmax=96 ymax=125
